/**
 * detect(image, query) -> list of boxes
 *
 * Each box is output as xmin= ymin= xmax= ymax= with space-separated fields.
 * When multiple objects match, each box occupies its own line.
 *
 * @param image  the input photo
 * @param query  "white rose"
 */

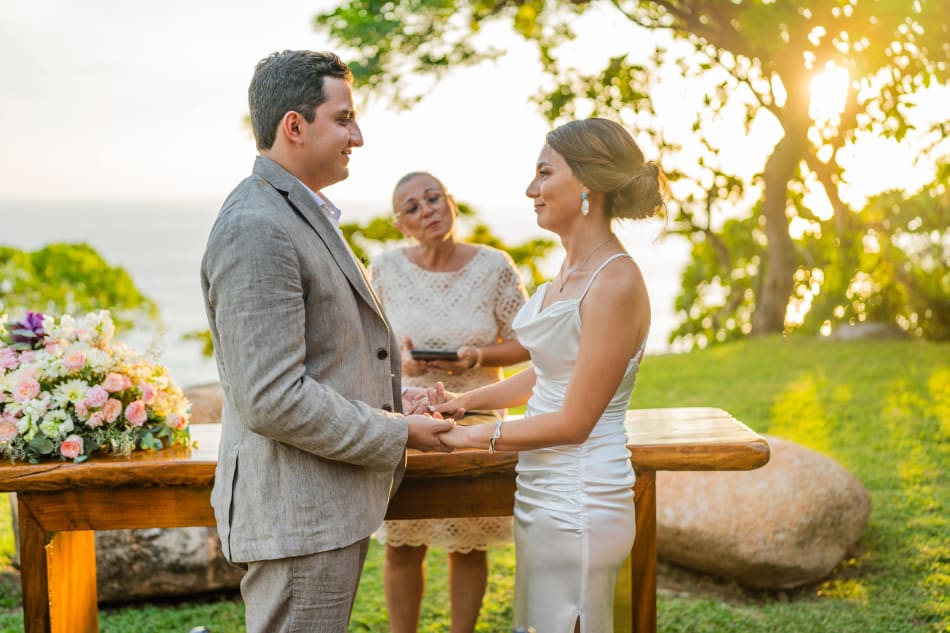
xmin=40 ymin=410 xmax=70 ymax=439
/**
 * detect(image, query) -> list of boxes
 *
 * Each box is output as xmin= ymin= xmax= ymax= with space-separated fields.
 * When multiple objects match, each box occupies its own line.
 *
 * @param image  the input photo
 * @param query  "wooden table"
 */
xmin=1 ymin=407 xmax=769 ymax=633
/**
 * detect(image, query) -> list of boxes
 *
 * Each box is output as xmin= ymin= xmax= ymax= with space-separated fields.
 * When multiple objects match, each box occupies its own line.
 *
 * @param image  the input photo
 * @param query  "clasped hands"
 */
xmin=401 ymin=384 xmax=469 ymax=453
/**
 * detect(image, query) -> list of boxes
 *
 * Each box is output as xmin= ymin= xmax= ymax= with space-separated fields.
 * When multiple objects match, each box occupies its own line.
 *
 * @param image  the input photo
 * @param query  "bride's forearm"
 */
xmin=461 ymin=367 xmax=536 ymax=411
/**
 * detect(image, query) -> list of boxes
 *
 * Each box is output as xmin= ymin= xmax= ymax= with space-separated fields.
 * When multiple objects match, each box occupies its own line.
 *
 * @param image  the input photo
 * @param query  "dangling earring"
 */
xmin=581 ymin=191 xmax=589 ymax=216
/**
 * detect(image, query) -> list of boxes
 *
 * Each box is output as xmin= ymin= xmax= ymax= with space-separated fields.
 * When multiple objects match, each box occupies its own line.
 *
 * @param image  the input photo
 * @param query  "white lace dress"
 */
xmin=370 ymin=245 xmax=528 ymax=552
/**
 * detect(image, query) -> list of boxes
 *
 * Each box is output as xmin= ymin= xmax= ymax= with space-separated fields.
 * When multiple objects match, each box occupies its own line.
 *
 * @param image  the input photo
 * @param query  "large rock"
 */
xmin=92 ymin=384 xmax=234 ymax=602
xmin=183 ymin=383 xmax=223 ymax=424
xmin=96 ymin=527 xmax=244 ymax=603
xmin=656 ymin=435 xmax=871 ymax=589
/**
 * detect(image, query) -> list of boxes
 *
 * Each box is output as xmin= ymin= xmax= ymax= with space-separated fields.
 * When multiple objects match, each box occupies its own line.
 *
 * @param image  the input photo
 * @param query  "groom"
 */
xmin=200 ymin=50 xmax=454 ymax=632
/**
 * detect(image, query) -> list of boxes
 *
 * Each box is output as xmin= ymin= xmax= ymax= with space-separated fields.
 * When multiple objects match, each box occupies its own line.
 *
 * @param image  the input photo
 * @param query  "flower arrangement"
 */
xmin=0 ymin=310 xmax=190 ymax=464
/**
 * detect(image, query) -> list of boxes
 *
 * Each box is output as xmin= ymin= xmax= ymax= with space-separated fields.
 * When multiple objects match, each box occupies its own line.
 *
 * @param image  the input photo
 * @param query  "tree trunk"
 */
xmin=751 ymin=132 xmax=803 ymax=335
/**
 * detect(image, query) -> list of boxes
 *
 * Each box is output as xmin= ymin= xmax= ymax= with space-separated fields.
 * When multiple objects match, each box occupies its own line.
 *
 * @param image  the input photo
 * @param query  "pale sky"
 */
xmin=0 ymin=0 xmax=774 ymax=226
xmin=0 ymin=0 xmax=556 ymax=229
xmin=2 ymin=0 xmax=942 ymax=227
xmin=2 ymin=0 xmax=945 ymax=382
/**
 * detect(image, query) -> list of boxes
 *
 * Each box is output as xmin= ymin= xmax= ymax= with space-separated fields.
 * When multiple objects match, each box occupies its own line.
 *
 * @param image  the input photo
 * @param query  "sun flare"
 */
xmin=809 ymin=64 xmax=851 ymax=123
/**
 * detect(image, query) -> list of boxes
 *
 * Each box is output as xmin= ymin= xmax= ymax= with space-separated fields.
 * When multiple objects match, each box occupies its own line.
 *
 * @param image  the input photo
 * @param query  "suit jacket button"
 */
xmin=381 ymin=403 xmax=393 ymax=412
xmin=377 ymin=348 xmax=388 ymax=360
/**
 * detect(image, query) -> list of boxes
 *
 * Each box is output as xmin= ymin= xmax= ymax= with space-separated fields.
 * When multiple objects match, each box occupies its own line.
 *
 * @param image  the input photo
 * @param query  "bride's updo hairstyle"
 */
xmin=546 ymin=118 xmax=669 ymax=220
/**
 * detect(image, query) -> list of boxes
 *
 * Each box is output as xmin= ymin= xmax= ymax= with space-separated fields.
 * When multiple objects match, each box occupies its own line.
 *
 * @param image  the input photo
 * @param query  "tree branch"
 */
xmin=804 ymin=153 xmax=852 ymax=236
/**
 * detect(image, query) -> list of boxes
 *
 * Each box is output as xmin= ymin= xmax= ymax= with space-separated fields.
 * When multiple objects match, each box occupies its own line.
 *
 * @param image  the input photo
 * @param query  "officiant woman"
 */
xmin=369 ymin=171 xmax=529 ymax=633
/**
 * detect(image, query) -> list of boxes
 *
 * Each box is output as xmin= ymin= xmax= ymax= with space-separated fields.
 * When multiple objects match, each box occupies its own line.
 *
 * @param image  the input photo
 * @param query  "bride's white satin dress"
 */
xmin=510 ymin=253 xmax=643 ymax=633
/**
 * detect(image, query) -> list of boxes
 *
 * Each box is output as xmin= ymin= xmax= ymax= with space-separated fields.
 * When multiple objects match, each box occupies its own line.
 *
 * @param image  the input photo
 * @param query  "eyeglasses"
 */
xmin=397 ymin=191 xmax=445 ymax=218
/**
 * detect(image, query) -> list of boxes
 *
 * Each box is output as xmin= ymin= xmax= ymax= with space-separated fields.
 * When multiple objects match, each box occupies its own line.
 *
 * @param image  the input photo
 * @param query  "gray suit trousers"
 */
xmin=240 ymin=538 xmax=371 ymax=633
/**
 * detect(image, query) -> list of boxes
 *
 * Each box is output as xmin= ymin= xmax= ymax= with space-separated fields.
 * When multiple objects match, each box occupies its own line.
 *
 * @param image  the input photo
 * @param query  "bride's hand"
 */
xmin=430 ymin=398 xmax=466 ymax=418
xmin=428 ymin=389 xmax=467 ymax=419
xmin=419 ymin=382 xmax=466 ymax=418
xmin=402 ymin=385 xmax=448 ymax=415
xmin=439 ymin=424 xmax=474 ymax=449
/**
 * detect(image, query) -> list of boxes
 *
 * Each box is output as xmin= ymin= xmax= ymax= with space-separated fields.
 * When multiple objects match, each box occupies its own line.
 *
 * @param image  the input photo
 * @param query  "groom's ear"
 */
xmin=279 ymin=111 xmax=305 ymax=146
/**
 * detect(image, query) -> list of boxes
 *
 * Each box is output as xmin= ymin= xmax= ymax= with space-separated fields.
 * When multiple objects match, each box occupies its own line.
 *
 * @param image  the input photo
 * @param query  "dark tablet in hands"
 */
xmin=410 ymin=349 xmax=459 ymax=361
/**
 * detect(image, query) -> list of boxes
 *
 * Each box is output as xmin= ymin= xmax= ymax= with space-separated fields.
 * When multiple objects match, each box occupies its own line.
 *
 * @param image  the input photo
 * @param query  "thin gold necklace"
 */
xmin=558 ymin=235 xmax=614 ymax=293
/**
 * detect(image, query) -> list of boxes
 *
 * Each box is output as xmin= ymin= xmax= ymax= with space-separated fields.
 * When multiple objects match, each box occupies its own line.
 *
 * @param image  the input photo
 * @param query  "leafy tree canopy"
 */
xmin=0 ymin=243 xmax=157 ymax=330
xmin=316 ymin=0 xmax=950 ymax=345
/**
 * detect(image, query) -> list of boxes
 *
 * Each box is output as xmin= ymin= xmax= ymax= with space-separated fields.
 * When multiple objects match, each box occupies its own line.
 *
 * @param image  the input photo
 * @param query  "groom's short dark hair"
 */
xmin=248 ymin=50 xmax=352 ymax=151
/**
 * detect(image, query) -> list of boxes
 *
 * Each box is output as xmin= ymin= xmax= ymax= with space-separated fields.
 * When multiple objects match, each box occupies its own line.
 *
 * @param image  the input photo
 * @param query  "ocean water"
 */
xmin=0 ymin=198 xmax=689 ymax=389
xmin=2 ymin=199 xmax=221 ymax=388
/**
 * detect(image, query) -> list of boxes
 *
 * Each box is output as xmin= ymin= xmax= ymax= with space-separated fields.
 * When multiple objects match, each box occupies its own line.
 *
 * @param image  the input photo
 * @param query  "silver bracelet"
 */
xmin=488 ymin=419 xmax=503 ymax=454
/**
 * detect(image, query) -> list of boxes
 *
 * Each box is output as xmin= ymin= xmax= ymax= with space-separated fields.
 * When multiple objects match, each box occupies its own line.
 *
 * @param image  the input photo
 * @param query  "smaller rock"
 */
xmin=183 ymin=383 xmax=223 ymax=424
xmin=826 ymin=321 xmax=907 ymax=341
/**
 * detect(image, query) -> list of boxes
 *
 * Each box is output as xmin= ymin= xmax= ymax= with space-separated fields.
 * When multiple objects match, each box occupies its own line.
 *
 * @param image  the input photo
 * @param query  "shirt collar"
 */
xmin=296 ymin=178 xmax=342 ymax=227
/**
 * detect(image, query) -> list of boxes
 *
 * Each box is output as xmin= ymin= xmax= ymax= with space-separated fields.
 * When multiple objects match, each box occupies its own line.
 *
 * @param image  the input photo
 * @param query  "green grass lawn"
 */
xmin=0 ymin=335 xmax=946 ymax=632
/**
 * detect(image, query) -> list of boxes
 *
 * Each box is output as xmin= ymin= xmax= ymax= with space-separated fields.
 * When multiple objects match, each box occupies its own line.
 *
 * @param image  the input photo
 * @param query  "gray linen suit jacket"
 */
xmin=201 ymin=156 xmax=408 ymax=564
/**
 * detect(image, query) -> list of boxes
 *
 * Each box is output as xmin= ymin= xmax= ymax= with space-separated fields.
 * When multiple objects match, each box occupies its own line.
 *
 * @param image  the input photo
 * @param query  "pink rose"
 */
xmin=0 ymin=415 xmax=18 ymax=441
xmin=139 ymin=382 xmax=157 ymax=405
xmin=102 ymin=399 xmax=122 ymax=423
xmin=63 ymin=349 xmax=86 ymax=371
xmin=85 ymin=385 xmax=109 ymax=408
xmin=59 ymin=434 xmax=84 ymax=459
xmin=124 ymin=400 xmax=147 ymax=427
xmin=19 ymin=351 xmax=36 ymax=363
xmin=165 ymin=412 xmax=187 ymax=431
xmin=0 ymin=348 xmax=17 ymax=370
xmin=74 ymin=400 xmax=89 ymax=419
xmin=102 ymin=372 xmax=132 ymax=393
xmin=13 ymin=374 xmax=41 ymax=403
xmin=86 ymin=411 xmax=105 ymax=429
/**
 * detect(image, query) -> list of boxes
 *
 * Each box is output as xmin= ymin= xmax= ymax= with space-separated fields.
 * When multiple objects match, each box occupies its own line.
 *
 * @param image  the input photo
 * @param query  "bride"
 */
xmin=422 ymin=118 xmax=668 ymax=632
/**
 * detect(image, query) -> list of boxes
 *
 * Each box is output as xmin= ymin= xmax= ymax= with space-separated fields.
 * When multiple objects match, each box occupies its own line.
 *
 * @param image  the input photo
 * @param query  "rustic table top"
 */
xmin=0 ymin=407 xmax=769 ymax=493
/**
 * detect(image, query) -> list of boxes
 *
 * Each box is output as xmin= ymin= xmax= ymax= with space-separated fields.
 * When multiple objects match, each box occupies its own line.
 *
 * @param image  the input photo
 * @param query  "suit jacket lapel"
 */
xmin=253 ymin=156 xmax=387 ymax=323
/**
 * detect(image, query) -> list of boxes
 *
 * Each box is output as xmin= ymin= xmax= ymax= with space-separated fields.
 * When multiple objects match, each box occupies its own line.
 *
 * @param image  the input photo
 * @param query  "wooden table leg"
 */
xmin=47 ymin=530 xmax=98 ymax=633
xmin=631 ymin=471 xmax=657 ymax=633
xmin=612 ymin=470 xmax=657 ymax=633
xmin=18 ymin=494 xmax=99 ymax=633
xmin=18 ymin=496 xmax=49 ymax=633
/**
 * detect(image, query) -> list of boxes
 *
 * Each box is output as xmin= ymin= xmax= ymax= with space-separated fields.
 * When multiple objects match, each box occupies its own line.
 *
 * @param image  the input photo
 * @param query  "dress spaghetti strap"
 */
xmin=579 ymin=253 xmax=634 ymax=302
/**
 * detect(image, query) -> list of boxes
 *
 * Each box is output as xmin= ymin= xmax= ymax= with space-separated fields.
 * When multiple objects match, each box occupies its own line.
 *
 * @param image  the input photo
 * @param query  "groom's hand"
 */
xmin=405 ymin=415 xmax=454 ymax=453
